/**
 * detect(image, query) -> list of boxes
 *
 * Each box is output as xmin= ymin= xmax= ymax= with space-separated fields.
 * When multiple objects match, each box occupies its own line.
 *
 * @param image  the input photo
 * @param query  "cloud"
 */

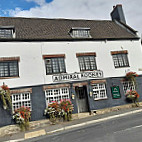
xmin=6 ymin=0 xmax=142 ymax=34
xmin=26 ymin=0 xmax=46 ymax=6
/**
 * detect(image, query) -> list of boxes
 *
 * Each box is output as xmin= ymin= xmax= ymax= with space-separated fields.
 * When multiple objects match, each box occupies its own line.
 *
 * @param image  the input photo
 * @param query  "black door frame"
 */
xmin=75 ymin=85 xmax=89 ymax=113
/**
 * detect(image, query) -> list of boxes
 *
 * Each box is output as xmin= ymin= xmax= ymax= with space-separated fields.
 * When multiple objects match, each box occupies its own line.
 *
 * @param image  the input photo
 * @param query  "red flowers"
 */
xmin=1 ymin=84 xmax=9 ymax=90
xmin=126 ymin=72 xmax=138 ymax=78
xmin=15 ymin=106 xmax=31 ymax=121
xmin=60 ymin=99 xmax=73 ymax=112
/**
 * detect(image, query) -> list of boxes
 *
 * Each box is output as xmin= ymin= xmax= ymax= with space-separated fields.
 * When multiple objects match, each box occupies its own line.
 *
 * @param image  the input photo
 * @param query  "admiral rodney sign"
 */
xmin=52 ymin=70 xmax=103 ymax=82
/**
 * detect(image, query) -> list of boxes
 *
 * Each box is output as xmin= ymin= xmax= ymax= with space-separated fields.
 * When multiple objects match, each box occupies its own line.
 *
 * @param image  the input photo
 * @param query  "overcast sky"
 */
xmin=0 ymin=0 xmax=142 ymax=35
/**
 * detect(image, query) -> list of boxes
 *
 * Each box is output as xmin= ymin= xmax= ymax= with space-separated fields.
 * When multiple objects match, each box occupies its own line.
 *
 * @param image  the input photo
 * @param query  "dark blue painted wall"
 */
xmin=0 ymin=76 xmax=142 ymax=127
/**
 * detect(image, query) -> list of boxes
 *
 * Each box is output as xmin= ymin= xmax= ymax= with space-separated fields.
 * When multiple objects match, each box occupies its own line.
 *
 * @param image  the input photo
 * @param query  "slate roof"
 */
xmin=0 ymin=17 xmax=139 ymax=41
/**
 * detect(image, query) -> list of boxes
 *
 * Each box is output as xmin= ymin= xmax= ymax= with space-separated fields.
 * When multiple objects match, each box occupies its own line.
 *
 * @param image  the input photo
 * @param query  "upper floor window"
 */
xmin=69 ymin=27 xmax=91 ymax=38
xmin=43 ymin=54 xmax=66 ymax=74
xmin=0 ymin=57 xmax=20 ymax=78
xmin=0 ymin=26 xmax=15 ymax=38
xmin=76 ymin=52 xmax=97 ymax=71
xmin=111 ymin=50 xmax=129 ymax=68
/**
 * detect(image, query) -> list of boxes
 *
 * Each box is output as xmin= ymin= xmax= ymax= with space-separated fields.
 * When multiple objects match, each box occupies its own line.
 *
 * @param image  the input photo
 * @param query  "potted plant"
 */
xmin=60 ymin=99 xmax=74 ymax=121
xmin=44 ymin=101 xmax=61 ymax=124
xmin=0 ymin=83 xmax=12 ymax=110
xmin=13 ymin=106 xmax=31 ymax=131
xmin=125 ymin=90 xmax=139 ymax=106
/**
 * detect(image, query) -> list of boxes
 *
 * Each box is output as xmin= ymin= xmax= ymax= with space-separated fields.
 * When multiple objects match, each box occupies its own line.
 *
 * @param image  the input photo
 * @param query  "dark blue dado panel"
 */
xmin=0 ymin=76 xmax=142 ymax=127
xmin=88 ymin=77 xmax=142 ymax=111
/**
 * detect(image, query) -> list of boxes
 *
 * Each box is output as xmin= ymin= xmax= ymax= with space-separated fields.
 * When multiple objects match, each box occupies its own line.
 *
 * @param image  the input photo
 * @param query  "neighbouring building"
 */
xmin=0 ymin=4 xmax=142 ymax=127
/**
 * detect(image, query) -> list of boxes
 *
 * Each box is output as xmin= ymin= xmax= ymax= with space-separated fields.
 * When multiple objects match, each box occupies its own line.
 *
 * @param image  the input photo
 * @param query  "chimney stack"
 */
xmin=110 ymin=4 xmax=126 ymax=24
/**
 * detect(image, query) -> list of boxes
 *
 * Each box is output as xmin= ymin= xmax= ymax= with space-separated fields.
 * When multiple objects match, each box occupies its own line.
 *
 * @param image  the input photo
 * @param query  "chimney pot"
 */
xmin=110 ymin=4 xmax=126 ymax=24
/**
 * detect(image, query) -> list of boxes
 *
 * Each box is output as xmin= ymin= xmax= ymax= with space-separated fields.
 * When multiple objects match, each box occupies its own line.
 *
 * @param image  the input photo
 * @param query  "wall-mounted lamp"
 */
xmin=72 ymin=94 xmax=75 ymax=100
xmin=90 ymin=92 xmax=93 ymax=97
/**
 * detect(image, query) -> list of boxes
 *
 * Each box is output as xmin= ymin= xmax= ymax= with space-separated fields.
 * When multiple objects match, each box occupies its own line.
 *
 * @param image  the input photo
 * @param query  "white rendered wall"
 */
xmin=0 ymin=39 xmax=142 ymax=88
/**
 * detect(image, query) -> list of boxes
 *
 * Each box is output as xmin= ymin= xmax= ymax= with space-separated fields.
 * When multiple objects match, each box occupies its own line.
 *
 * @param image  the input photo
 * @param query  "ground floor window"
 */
xmin=11 ymin=92 xmax=32 ymax=112
xmin=45 ymin=87 xmax=70 ymax=106
xmin=92 ymin=83 xmax=107 ymax=100
xmin=122 ymin=81 xmax=135 ymax=94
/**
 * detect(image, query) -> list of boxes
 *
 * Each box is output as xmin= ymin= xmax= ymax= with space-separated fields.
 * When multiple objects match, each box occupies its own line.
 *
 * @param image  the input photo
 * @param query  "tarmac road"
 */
xmin=24 ymin=111 xmax=142 ymax=142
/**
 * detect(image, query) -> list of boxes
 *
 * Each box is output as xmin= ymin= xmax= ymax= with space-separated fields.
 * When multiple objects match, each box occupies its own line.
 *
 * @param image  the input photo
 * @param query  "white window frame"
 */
xmin=11 ymin=92 xmax=32 ymax=113
xmin=92 ymin=83 xmax=107 ymax=100
xmin=0 ymin=27 xmax=15 ymax=38
xmin=122 ymin=81 xmax=135 ymax=94
xmin=45 ymin=87 xmax=70 ymax=106
xmin=70 ymin=27 xmax=91 ymax=38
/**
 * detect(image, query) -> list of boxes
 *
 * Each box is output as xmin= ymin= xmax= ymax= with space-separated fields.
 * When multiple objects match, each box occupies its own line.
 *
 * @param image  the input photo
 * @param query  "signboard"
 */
xmin=111 ymin=86 xmax=121 ymax=99
xmin=52 ymin=70 xmax=103 ymax=82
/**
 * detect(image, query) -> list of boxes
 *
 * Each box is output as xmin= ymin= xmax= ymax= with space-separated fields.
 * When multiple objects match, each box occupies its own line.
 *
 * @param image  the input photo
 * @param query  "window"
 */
xmin=45 ymin=87 xmax=70 ymax=106
xmin=0 ymin=27 xmax=15 ymax=38
xmin=76 ymin=53 xmax=97 ymax=71
xmin=92 ymin=83 xmax=107 ymax=100
xmin=45 ymin=58 xmax=66 ymax=74
xmin=0 ymin=57 xmax=19 ymax=78
xmin=111 ymin=50 xmax=129 ymax=68
xmin=70 ymin=27 xmax=91 ymax=38
xmin=122 ymin=81 xmax=135 ymax=94
xmin=43 ymin=54 xmax=66 ymax=74
xmin=11 ymin=92 xmax=32 ymax=112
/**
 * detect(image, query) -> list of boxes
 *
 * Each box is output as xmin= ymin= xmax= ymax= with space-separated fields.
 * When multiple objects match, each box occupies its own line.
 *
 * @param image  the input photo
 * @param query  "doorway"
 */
xmin=75 ymin=86 xmax=89 ymax=113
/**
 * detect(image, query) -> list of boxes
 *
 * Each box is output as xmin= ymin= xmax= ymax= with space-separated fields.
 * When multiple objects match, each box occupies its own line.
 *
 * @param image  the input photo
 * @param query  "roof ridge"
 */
xmin=0 ymin=16 xmax=112 ymax=22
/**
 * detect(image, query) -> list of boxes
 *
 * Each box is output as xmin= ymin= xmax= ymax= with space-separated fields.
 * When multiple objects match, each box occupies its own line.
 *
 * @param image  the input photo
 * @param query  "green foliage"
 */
xmin=13 ymin=106 xmax=31 ymax=131
xmin=44 ymin=99 xmax=74 ymax=124
xmin=0 ymin=84 xmax=12 ymax=109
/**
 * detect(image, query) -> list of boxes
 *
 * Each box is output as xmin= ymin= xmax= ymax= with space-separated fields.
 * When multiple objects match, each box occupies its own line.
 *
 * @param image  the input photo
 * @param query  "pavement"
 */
xmin=1 ymin=104 xmax=142 ymax=142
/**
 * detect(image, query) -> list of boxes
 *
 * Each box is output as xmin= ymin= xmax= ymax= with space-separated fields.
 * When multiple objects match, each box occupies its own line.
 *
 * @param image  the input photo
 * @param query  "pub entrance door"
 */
xmin=75 ymin=86 xmax=89 ymax=113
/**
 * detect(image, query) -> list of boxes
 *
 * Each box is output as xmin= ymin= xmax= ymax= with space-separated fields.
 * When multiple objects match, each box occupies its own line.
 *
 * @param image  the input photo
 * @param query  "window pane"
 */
xmin=72 ymin=29 xmax=91 ymax=38
xmin=92 ymin=83 xmax=107 ymax=100
xmin=9 ymin=62 xmax=18 ymax=76
xmin=0 ymin=29 xmax=13 ymax=38
xmin=45 ymin=57 xmax=66 ymax=74
xmin=78 ymin=57 xmax=85 ymax=71
xmin=0 ymin=61 xmax=18 ymax=77
xmin=78 ymin=56 xmax=97 ymax=71
xmin=112 ymin=54 xmax=129 ymax=68
xmin=45 ymin=87 xmax=70 ymax=106
xmin=11 ymin=92 xmax=32 ymax=112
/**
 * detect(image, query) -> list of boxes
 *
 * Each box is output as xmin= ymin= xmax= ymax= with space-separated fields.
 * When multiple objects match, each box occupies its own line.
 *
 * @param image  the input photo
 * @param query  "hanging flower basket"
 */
xmin=0 ymin=84 xmax=12 ymax=110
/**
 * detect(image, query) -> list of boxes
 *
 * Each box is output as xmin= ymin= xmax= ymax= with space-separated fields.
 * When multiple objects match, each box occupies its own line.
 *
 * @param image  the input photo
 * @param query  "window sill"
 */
xmin=114 ymin=66 xmax=130 ymax=69
xmin=94 ymin=97 xmax=108 ymax=101
xmin=0 ymin=76 xmax=20 ymax=79
xmin=80 ymin=69 xmax=97 ymax=72
xmin=46 ymin=72 xmax=66 ymax=75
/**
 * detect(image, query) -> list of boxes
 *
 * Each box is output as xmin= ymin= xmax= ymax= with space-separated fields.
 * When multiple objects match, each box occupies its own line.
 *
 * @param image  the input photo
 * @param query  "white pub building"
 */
xmin=0 ymin=5 xmax=142 ymax=126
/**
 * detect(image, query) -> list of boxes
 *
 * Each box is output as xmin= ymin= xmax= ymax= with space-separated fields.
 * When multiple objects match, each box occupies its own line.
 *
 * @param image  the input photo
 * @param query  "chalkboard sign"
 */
xmin=111 ymin=86 xmax=121 ymax=99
